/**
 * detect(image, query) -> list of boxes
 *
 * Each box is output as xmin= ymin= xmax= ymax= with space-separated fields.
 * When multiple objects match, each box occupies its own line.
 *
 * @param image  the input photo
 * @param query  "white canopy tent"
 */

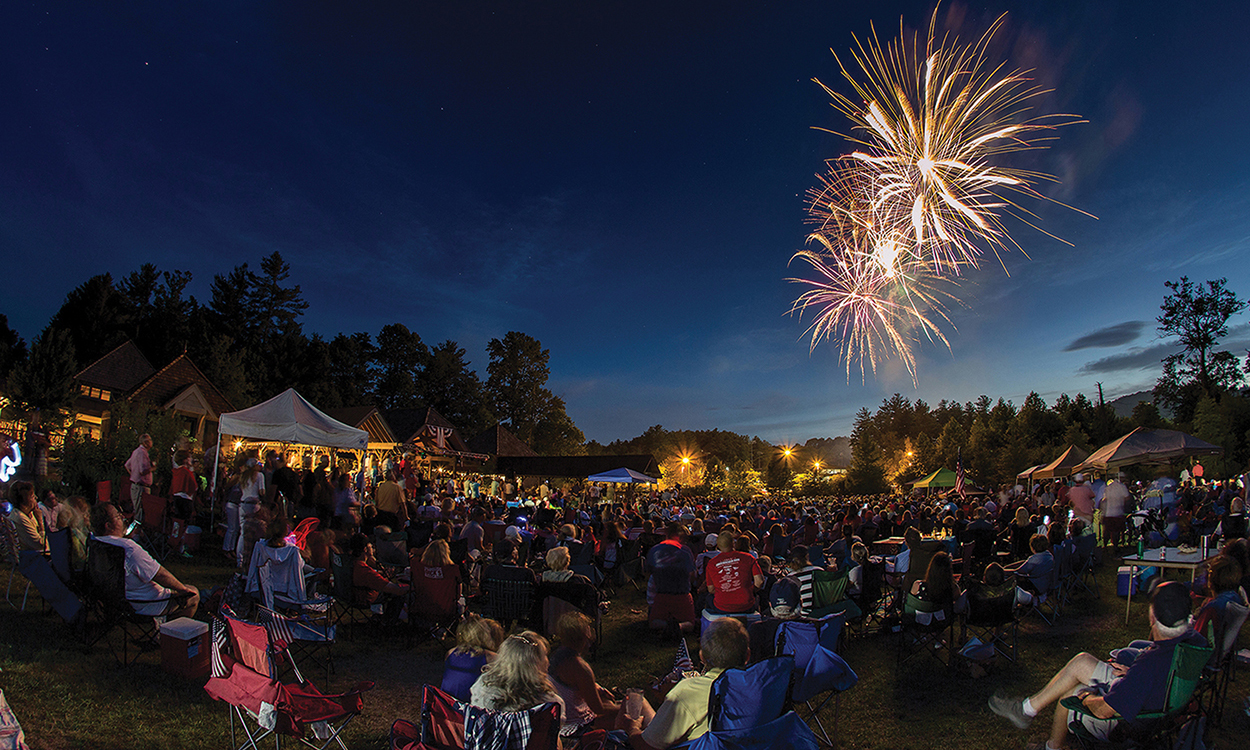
xmin=218 ymin=388 xmax=368 ymax=450
xmin=210 ymin=389 xmax=368 ymax=509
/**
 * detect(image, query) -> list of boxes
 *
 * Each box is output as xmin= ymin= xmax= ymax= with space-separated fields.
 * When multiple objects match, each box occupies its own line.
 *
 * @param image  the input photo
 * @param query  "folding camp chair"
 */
xmin=1 ymin=516 xmax=33 ymax=611
xmin=83 ymin=538 xmax=182 ymax=665
xmin=138 ymin=494 xmax=173 ymax=560
xmin=389 ymin=684 xmax=560 ymax=750
xmin=206 ymin=610 xmax=374 ymax=750
xmin=256 ymin=560 xmax=336 ymax=684
xmin=775 ymin=614 xmax=857 ymax=747
xmin=1069 ymin=534 xmax=1100 ymax=601
xmin=848 ymin=558 xmax=888 ymax=637
xmin=808 ymin=569 xmax=860 ymax=622
xmin=1198 ymin=600 xmax=1249 ymax=726
xmin=374 ymin=530 xmax=409 ymax=570
xmin=538 ymin=578 xmax=601 ymax=655
xmin=408 ymin=563 xmax=463 ymax=644
xmin=960 ymin=587 xmax=1018 ymax=663
xmin=47 ymin=528 xmax=73 ymax=586
xmin=479 ymin=574 xmax=537 ymax=629
xmin=328 ymin=552 xmax=374 ymax=640
xmin=1062 ymin=640 xmax=1212 ymax=749
xmin=896 ymin=593 xmax=955 ymax=670
xmin=687 ymin=710 xmax=821 ymax=750
xmin=708 ymin=655 xmax=794 ymax=730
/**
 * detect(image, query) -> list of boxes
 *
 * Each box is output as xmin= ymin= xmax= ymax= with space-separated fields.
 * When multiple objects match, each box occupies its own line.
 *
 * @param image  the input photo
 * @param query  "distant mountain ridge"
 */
xmin=1107 ymin=390 xmax=1160 ymax=419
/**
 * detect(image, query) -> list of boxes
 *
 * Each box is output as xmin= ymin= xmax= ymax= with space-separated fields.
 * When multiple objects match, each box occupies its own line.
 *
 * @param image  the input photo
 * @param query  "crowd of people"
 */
xmin=5 ymin=434 xmax=1249 ymax=749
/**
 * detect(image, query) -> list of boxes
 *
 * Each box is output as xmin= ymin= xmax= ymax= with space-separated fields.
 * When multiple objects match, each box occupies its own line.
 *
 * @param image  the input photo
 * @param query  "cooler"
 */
xmin=159 ymin=617 xmax=210 ymax=680
xmin=182 ymin=525 xmax=202 ymax=552
xmin=1116 ymin=566 xmax=1159 ymax=596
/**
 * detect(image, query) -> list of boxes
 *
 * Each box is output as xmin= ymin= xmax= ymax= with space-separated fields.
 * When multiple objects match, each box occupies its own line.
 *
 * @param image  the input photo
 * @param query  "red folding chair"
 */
xmin=389 ymin=685 xmax=559 ymax=750
xmin=205 ymin=608 xmax=373 ymax=750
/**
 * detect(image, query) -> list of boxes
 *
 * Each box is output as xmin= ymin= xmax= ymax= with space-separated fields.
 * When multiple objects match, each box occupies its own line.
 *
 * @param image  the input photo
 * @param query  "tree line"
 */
xmin=0 ymin=252 xmax=583 ymax=455
xmin=842 ymin=276 xmax=1250 ymax=494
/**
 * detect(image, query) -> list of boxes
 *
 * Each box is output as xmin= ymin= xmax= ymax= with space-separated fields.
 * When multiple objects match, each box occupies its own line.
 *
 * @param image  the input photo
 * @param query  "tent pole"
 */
xmin=209 ymin=432 xmax=222 ymax=533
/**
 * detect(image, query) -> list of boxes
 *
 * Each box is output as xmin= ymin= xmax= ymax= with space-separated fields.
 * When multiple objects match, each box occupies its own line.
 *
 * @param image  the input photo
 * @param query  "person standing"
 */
xmin=1068 ymin=474 xmax=1096 ymax=527
xmin=235 ymin=457 xmax=266 ymax=566
xmin=125 ymin=433 xmax=154 ymax=521
xmin=374 ymin=469 xmax=407 ymax=530
xmin=1101 ymin=478 xmax=1131 ymax=551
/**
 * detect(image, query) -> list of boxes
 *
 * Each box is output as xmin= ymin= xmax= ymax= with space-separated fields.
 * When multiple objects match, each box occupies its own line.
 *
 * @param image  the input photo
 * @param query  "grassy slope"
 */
xmin=1 ymin=556 xmax=1246 ymax=749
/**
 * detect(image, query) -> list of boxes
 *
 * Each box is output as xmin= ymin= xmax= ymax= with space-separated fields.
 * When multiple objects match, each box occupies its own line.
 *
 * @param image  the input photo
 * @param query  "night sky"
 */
xmin=4 ymin=1 xmax=1249 ymax=444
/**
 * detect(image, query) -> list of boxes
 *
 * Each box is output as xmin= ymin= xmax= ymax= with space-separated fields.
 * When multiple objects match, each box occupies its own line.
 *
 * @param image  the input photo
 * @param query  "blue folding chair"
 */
xmin=688 ymin=711 xmax=821 ymax=750
xmin=776 ymin=615 xmax=858 ymax=748
xmin=709 ymin=655 xmax=795 ymax=730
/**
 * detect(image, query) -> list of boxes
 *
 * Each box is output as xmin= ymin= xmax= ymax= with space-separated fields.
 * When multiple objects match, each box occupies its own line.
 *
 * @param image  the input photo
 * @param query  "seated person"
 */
xmin=549 ymin=612 xmax=622 ymax=732
xmin=1192 ymin=554 xmax=1247 ymax=636
xmin=621 ymin=617 xmax=750 ymax=750
xmin=1006 ymin=534 xmax=1055 ymax=607
xmin=704 ymin=532 xmax=764 ymax=614
xmin=411 ymin=539 xmax=464 ymax=622
xmin=347 ymin=532 xmax=410 ymax=617
xmin=486 ymin=539 xmax=540 ymax=585
xmin=90 ymin=502 xmax=198 ymax=620
xmin=989 ymin=581 xmax=1206 ymax=749
xmin=646 ymin=523 xmax=697 ymax=634
xmin=245 ymin=516 xmax=312 ymax=604
xmin=788 ymin=545 xmax=826 ymax=616
xmin=885 ymin=527 xmax=922 ymax=585
xmin=846 ymin=542 xmax=869 ymax=597
xmin=910 ymin=550 xmax=961 ymax=607
xmin=442 ymin=614 xmax=504 ymax=702
xmin=542 ymin=546 xmax=588 ymax=585
xmin=470 ymin=631 xmax=566 ymax=727
xmin=10 ymin=481 xmax=83 ymax=625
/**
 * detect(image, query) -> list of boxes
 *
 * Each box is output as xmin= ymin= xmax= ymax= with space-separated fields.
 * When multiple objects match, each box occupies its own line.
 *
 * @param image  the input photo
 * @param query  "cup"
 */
xmin=625 ymin=691 xmax=643 ymax=719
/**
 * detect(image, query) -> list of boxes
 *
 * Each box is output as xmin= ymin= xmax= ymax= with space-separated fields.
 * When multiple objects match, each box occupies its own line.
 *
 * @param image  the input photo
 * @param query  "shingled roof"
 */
xmin=75 ymin=340 xmax=155 ymax=392
xmin=326 ymin=406 xmax=398 ymax=445
xmin=467 ymin=424 xmax=537 ymax=457
xmin=128 ymin=353 xmax=235 ymax=416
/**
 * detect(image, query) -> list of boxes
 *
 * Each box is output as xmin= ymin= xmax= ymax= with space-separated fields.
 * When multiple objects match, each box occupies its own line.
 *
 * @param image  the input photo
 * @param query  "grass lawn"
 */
xmin=2 ymin=553 xmax=1247 ymax=749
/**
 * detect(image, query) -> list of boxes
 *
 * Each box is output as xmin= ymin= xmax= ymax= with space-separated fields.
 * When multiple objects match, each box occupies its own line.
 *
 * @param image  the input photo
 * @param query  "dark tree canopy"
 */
xmin=1154 ymin=276 xmax=1247 ymax=423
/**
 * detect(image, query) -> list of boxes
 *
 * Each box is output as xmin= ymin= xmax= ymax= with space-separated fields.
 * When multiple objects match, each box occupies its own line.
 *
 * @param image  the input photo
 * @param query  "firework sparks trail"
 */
xmin=791 ymin=6 xmax=1088 ymax=382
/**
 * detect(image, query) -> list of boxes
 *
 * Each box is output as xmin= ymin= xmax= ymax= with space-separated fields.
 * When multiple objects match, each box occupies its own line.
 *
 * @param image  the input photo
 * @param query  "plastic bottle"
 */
xmin=1137 ymin=537 xmax=1145 ymax=559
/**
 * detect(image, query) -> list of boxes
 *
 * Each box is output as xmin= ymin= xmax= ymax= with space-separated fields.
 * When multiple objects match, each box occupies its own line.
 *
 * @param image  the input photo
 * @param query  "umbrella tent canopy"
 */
xmin=1075 ymin=427 xmax=1223 ymax=473
xmin=1032 ymin=445 xmax=1090 ymax=480
xmin=911 ymin=468 xmax=957 ymax=489
xmin=218 ymin=388 xmax=368 ymax=451
xmin=587 ymin=467 xmax=657 ymax=484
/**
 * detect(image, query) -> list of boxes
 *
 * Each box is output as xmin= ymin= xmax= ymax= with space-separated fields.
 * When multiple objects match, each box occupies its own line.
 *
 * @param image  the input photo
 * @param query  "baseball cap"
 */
xmin=705 ymin=533 xmax=718 ymax=548
xmin=769 ymin=576 xmax=801 ymax=618
xmin=1150 ymin=581 xmax=1191 ymax=629
xmin=504 ymin=525 xmax=521 ymax=542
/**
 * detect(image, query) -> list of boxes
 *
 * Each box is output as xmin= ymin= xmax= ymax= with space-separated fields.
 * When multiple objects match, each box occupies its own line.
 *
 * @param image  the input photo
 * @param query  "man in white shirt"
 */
xmin=90 ymin=503 xmax=199 ymax=619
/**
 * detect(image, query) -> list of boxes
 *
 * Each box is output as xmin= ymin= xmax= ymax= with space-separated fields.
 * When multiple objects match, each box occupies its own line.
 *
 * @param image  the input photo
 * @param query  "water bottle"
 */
xmin=1137 ymin=537 xmax=1145 ymax=559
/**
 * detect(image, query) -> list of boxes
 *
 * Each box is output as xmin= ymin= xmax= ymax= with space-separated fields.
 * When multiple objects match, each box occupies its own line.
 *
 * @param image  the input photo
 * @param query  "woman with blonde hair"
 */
xmin=441 ymin=614 xmax=505 ymax=701
xmin=543 ymin=547 xmax=573 ymax=583
xmin=470 ymin=631 xmax=566 ymax=726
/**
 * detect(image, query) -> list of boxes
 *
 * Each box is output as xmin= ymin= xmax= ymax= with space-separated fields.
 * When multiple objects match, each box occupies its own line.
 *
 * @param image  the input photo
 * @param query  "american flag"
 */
xmin=210 ymin=615 xmax=229 ymax=678
xmin=653 ymin=637 xmax=697 ymax=689
xmin=955 ymin=451 xmax=967 ymax=500
xmin=257 ymin=605 xmax=295 ymax=651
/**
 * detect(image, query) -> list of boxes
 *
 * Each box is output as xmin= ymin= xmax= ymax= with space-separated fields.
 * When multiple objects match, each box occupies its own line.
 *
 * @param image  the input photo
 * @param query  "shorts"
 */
xmin=1067 ymin=660 xmax=1120 ymax=741
xmin=650 ymin=593 xmax=695 ymax=624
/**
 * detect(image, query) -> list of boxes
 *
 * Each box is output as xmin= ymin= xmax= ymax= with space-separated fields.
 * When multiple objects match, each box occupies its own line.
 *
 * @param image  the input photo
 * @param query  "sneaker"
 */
xmin=988 ymin=692 xmax=1031 ymax=729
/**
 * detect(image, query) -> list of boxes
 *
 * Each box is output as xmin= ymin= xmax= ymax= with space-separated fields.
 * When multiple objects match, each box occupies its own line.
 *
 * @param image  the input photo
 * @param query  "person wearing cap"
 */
xmin=694 ymin=534 xmax=719 ymax=583
xmin=989 ymin=581 xmax=1205 ymax=748
xmin=1068 ymin=474 xmax=1096 ymax=527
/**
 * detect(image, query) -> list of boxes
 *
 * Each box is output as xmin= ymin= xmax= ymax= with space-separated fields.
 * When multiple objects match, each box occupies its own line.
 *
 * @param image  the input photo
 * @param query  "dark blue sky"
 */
xmin=4 ymin=1 xmax=1249 ymax=444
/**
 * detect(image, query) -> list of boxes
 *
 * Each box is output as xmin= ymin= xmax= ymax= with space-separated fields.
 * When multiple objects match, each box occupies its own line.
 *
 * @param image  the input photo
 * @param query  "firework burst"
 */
xmin=792 ymin=6 xmax=1086 ymax=381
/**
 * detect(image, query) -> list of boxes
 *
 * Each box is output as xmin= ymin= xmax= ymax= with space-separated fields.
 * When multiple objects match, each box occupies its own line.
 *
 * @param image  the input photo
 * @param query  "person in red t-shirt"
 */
xmin=349 ymin=533 xmax=410 ymax=617
xmin=704 ymin=532 xmax=764 ymax=614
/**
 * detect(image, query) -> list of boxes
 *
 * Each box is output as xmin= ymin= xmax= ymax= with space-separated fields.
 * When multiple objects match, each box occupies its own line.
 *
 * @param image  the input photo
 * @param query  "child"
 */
xmin=441 ymin=614 xmax=505 ymax=702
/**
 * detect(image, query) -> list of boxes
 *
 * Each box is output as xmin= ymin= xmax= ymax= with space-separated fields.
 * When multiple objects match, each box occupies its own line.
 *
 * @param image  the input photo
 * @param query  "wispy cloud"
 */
xmin=1077 ymin=343 xmax=1177 ymax=375
xmin=1064 ymin=321 xmax=1146 ymax=351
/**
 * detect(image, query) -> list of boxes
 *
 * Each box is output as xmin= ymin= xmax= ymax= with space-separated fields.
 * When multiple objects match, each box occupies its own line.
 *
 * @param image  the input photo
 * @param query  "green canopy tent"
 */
xmin=911 ymin=468 xmax=957 ymax=494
